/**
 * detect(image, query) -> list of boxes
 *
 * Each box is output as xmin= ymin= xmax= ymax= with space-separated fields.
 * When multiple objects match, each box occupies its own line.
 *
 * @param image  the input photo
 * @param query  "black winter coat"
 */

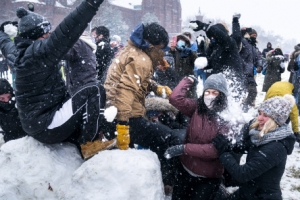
xmin=64 ymin=38 xmax=97 ymax=94
xmin=0 ymin=31 xmax=18 ymax=73
xmin=13 ymin=2 xmax=99 ymax=135
xmin=95 ymin=38 xmax=114 ymax=83
xmin=221 ymin=122 xmax=295 ymax=200
xmin=0 ymin=104 xmax=27 ymax=142
xmin=239 ymin=38 xmax=260 ymax=86
xmin=206 ymin=24 xmax=244 ymax=83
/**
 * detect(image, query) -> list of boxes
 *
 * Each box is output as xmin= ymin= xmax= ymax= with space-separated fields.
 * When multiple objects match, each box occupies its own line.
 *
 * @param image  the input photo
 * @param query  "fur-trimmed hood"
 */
xmin=176 ymin=34 xmax=191 ymax=47
xmin=145 ymin=97 xmax=178 ymax=114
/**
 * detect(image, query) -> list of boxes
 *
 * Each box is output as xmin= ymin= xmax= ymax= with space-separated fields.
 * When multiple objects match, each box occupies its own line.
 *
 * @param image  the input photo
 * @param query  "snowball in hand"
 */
xmin=194 ymin=57 xmax=208 ymax=69
xmin=104 ymin=106 xmax=118 ymax=122
xmin=189 ymin=22 xmax=198 ymax=29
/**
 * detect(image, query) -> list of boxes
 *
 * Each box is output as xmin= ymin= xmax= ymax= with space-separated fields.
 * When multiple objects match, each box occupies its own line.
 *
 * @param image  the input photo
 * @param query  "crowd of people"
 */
xmin=0 ymin=0 xmax=300 ymax=199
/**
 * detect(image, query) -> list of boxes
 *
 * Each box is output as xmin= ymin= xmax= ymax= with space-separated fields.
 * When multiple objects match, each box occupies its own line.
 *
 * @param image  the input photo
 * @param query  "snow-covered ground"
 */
xmin=0 ymin=66 xmax=300 ymax=199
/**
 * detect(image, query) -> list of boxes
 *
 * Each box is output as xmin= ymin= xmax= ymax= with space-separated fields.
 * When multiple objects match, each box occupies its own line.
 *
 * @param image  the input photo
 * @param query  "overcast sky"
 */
xmin=180 ymin=0 xmax=300 ymax=42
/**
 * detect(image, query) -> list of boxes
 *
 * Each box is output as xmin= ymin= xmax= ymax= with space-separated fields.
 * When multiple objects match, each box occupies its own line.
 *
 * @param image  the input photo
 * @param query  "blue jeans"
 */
xmin=194 ymin=69 xmax=206 ymax=84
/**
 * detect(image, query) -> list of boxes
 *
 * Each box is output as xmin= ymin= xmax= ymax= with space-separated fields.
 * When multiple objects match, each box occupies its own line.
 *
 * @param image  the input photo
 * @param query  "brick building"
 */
xmin=0 ymin=0 xmax=182 ymax=37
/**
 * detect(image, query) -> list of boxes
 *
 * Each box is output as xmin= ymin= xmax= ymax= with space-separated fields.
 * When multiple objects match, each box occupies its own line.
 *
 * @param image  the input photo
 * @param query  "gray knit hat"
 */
xmin=16 ymin=7 xmax=51 ymax=40
xmin=203 ymin=73 xmax=228 ymax=96
xmin=258 ymin=94 xmax=295 ymax=126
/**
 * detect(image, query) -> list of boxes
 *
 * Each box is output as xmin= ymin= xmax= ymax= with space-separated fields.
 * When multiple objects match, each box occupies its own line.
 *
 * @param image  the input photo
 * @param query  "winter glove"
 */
xmin=86 ymin=0 xmax=104 ymax=8
xmin=156 ymin=85 xmax=172 ymax=97
xmin=232 ymin=13 xmax=241 ymax=23
xmin=116 ymin=122 xmax=130 ymax=150
xmin=164 ymin=144 xmax=184 ymax=159
xmin=187 ymin=75 xmax=199 ymax=86
xmin=181 ymin=47 xmax=192 ymax=56
xmin=294 ymin=132 xmax=300 ymax=143
xmin=189 ymin=20 xmax=210 ymax=32
xmin=212 ymin=134 xmax=230 ymax=156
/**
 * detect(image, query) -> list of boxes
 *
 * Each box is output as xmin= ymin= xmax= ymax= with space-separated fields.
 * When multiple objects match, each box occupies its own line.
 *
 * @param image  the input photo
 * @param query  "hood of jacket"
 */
xmin=145 ymin=96 xmax=178 ymax=115
xmin=129 ymin=24 xmax=150 ymax=50
xmin=79 ymin=32 xmax=97 ymax=52
xmin=280 ymin=134 xmax=296 ymax=155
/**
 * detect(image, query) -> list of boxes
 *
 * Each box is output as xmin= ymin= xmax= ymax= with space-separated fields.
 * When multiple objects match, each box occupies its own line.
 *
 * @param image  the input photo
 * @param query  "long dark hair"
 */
xmin=197 ymin=92 xmax=228 ymax=119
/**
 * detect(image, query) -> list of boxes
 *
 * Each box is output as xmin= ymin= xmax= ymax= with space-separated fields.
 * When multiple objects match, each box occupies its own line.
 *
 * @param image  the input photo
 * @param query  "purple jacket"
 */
xmin=169 ymin=77 xmax=229 ymax=178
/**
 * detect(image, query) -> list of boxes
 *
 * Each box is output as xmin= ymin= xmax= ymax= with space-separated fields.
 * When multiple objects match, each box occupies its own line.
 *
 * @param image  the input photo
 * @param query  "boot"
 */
xmin=80 ymin=138 xmax=116 ymax=160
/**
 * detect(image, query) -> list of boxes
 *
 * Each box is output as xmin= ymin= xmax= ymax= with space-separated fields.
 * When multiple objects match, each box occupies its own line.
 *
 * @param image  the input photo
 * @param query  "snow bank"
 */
xmin=0 ymin=137 xmax=165 ymax=200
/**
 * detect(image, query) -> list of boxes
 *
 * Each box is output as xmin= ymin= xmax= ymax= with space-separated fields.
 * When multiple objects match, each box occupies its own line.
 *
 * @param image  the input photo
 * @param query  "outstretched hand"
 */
xmin=189 ymin=20 xmax=209 ymax=32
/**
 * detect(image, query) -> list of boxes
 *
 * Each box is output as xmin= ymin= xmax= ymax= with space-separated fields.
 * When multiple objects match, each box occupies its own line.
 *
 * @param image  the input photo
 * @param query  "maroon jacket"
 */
xmin=169 ymin=77 xmax=228 ymax=178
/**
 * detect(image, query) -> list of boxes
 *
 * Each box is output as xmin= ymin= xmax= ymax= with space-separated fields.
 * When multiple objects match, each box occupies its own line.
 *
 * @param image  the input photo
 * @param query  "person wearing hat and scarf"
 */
xmin=0 ymin=78 xmax=27 ymax=142
xmin=213 ymin=95 xmax=296 ymax=200
xmin=12 ymin=0 xmax=116 ymax=160
xmin=164 ymin=73 xmax=230 ymax=199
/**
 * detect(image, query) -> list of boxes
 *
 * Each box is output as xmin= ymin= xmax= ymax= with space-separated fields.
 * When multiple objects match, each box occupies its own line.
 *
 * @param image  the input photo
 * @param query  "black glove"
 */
xmin=164 ymin=144 xmax=184 ymax=159
xmin=294 ymin=132 xmax=300 ymax=143
xmin=0 ymin=21 xmax=17 ymax=32
xmin=189 ymin=20 xmax=210 ymax=32
xmin=212 ymin=134 xmax=229 ymax=156
xmin=188 ymin=75 xmax=199 ymax=86
xmin=232 ymin=13 xmax=241 ymax=23
xmin=86 ymin=0 xmax=104 ymax=8
xmin=158 ymin=112 xmax=172 ymax=126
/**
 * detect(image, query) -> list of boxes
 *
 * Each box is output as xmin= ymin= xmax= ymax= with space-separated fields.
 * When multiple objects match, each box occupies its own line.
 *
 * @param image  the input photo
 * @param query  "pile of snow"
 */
xmin=0 ymin=137 xmax=164 ymax=199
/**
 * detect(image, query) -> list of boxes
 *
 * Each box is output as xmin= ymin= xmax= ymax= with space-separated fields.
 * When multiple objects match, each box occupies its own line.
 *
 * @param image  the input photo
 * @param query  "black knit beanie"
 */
xmin=16 ymin=7 xmax=51 ymax=40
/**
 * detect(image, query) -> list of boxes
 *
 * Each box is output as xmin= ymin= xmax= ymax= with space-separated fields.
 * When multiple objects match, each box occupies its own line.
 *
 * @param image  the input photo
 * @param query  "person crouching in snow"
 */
xmin=104 ymin=23 xmax=186 ymax=191
xmin=12 ymin=0 xmax=115 ymax=160
xmin=164 ymin=73 xmax=230 ymax=199
xmin=212 ymin=94 xmax=296 ymax=200
xmin=0 ymin=78 xmax=27 ymax=142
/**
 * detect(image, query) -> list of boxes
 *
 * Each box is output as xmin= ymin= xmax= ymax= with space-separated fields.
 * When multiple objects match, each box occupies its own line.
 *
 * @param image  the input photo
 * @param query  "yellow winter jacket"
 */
xmin=264 ymin=81 xmax=299 ymax=132
xmin=104 ymin=40 xmax=157 ymax=122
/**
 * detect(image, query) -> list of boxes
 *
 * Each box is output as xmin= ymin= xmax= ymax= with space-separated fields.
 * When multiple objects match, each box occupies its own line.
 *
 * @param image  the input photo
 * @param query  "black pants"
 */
xmin=243 ymin=84 xmax=257 ymax=111
xmin=172 ymin=163 xmax=221 ymax=200
xmin=129 ymin=117 xmax=184 ymax=183
xmin=33 ymin=82 xmax=106 ymax=145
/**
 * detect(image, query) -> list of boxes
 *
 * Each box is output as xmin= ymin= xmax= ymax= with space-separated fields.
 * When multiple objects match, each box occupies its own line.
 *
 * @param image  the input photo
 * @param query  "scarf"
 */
xmin=249 ymin=124 xmax=293 ymax=146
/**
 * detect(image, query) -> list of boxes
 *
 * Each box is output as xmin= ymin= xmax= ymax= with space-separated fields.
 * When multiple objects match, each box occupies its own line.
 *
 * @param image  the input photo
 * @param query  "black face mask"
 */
xmin=250 ymin=37 xmax=256 ymax=43
xmin=0 ymin=99 xmax=16 ymax=112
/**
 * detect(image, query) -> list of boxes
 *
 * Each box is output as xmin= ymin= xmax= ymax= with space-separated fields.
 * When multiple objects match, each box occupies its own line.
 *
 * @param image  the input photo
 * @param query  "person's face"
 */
xmin=0 ymin=93 xmax=11 ymax=102
xmin=250 ymin=34 xmax=257 ymax=39
xmin=257 ymin=111 xmax=270 ymax=130
xmin=91 ymin=30 xmax=103 ymax=42
xmin=204 ymin=89 xmax=219 ymax=97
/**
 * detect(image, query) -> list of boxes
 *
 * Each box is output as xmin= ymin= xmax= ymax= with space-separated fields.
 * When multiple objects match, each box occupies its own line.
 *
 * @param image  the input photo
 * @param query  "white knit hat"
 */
xmin=258 ymin=94 xmax=295 ymax=125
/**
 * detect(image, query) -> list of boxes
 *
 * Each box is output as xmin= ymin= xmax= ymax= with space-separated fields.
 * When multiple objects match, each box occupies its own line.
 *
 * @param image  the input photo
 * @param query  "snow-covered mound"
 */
xmin=0 ymin=137 xmax=165 ymax=200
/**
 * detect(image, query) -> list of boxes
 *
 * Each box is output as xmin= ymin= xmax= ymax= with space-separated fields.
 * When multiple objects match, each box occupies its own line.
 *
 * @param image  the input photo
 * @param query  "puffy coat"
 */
xmin=169 ymin=77 xmax=229 ymax=178
xmin=95 ymin=37 xmax=114 ymax=83
xmin=104 ymin=38 xmax=158 ymax=122
xmin=264 ymin=81 xmax=298 ymax=133
xmin=239 ymin=36 xmax=261 ymax=86
xmin=170 ymin=34 xmax=198 ymax=80
xmin=13 ymin=2 xmax=99 ymax=135
xmin=64 ymin=34 xmax=97 ymax=94
xmin=262 ymin=52 xmax=285 ymax=92
xmin=221 ymin=122 xmax=295 ymax=200
xmin=205 ymin=24 xmax=244 ymax=83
